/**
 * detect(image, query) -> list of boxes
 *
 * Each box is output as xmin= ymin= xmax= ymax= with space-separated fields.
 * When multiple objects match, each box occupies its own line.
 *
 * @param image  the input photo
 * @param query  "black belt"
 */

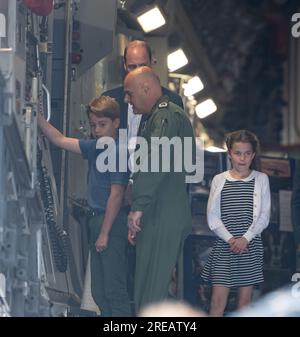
xmin=86 ymin=208 xmax=104 ymax=217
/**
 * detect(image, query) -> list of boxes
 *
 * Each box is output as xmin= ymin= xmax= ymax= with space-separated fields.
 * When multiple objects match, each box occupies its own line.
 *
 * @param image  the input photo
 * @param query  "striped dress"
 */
xmin=201 ymin=178 xmax=264 ymax=287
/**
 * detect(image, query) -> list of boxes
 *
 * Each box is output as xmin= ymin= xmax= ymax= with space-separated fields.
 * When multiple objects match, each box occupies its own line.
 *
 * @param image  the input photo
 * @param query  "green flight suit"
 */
xmin=131 ymin=95 xmax=194 ymax=312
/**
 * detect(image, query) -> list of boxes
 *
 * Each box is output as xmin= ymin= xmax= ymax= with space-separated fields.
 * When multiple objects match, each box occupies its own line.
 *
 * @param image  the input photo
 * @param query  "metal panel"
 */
xmin=76 ymin=0 xmax=117 ymax=76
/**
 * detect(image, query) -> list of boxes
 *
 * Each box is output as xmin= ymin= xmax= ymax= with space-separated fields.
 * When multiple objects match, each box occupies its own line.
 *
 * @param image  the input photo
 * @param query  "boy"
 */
xmin=37 ymin=96 xmax=131 ymax=316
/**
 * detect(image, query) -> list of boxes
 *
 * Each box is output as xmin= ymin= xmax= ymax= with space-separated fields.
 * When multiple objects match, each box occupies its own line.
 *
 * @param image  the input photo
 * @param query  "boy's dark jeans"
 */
xmin=89 ymin=208 xmax=132 ymax=316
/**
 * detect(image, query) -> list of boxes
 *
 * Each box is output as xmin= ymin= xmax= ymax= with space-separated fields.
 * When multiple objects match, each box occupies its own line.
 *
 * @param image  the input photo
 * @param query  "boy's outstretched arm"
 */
xmin=37 ymin=114 xmax=81 ymax=154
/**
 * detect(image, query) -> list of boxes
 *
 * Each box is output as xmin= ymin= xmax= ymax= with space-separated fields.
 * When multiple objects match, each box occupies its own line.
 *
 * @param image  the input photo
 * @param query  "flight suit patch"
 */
xmin=158 ymin=101 xmax=168 ymax=108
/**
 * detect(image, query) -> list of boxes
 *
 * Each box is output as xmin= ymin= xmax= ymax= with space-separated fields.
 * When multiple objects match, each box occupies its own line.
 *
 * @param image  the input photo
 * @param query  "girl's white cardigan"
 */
xmin=207 ymin=170 xmax=271 ymax=242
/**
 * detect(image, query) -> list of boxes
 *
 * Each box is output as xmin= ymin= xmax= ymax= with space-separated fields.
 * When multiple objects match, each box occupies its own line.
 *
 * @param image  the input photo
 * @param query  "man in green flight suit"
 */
xmin=124 ymin=66 xmax=195 ymax=312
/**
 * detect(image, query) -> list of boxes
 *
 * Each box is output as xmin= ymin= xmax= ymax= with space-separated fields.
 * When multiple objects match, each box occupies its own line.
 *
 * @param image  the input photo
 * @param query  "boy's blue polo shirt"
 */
xmin=79 ymin=139 xmax=129 ymax=211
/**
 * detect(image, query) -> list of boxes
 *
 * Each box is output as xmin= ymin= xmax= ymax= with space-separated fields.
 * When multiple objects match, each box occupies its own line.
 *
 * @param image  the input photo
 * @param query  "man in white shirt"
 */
xmin=102 ymin=40 xmax=183 ymax=152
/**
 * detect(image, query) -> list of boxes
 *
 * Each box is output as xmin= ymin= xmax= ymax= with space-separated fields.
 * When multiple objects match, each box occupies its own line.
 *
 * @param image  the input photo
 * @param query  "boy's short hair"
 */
xmin=87 ymin=96 xmax=120 ymax=120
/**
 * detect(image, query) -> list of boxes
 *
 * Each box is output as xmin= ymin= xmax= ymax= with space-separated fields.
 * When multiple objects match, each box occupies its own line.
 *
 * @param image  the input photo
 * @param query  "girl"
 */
xmin=201 ymin=130 xmax=271 ymax=316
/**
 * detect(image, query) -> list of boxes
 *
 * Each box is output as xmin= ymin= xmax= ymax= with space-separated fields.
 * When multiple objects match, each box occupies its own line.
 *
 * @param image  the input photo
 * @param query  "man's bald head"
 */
xmin=125 ymin=66 xmax=161 ymax=87
xmin=124 ymin=67 xmax=163 ymax=115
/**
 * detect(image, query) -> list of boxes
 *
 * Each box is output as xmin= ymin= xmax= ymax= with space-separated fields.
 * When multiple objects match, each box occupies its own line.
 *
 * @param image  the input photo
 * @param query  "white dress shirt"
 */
xmin=207 ymin=170 xmax=271 ymax=243
xmin=127 ymin=104 xmax=142 ymax=172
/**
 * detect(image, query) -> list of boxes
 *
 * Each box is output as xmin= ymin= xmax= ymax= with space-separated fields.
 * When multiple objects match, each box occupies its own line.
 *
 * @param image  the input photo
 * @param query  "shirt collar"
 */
xmin=224 ymin=170 xmax=256 ymax=181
